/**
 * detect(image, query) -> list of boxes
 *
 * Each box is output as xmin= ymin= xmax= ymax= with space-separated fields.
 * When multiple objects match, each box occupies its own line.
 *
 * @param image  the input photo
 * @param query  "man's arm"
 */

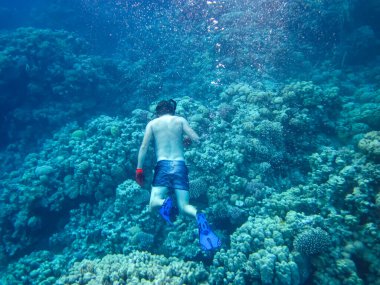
xmin=137 ymin=122 xmax=153 ymax=168
xmin=182 ymin=118 xmax=200 ymax=144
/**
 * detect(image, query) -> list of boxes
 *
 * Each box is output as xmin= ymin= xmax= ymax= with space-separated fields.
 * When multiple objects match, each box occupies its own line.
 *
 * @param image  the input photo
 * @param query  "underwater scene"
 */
xmin=0 ymin=0 xmax=379 ymax=284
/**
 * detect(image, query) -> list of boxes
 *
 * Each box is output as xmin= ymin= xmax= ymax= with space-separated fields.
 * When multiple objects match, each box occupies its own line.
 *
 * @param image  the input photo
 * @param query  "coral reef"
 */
xmin=57 ymin=251 xmax=208 ymax=285
xmin=1 ymin=77 xmax=379 ymax=283
xmin=358 ymin=131 xmax=380 ymax=162
xmin=0 ymin=114 xmax=148 ymax=260
xmin=0 ymin=27 xmax=127 ymax=150
xmin=2 ymin=250 xmax=68 ymax=285
xmin=0 ymin=1 xmax=380 ymax=284
xmin=210 ymin=214 xmax=313 ymax=285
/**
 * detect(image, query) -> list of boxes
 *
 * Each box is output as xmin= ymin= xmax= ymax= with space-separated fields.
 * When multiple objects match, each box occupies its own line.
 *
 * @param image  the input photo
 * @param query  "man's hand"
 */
xmin=183 ymin=136 xmax=192 ymax=147
xmin=135 ymin=168 xmax=144 ymax=187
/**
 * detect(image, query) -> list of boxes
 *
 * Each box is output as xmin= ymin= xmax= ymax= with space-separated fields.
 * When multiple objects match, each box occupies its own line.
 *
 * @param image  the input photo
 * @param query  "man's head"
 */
xmin=156 ymin=99 xmax=177 ymax=116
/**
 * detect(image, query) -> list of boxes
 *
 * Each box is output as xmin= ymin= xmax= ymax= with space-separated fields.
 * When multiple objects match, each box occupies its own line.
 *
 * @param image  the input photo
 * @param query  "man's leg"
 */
xmin=149 ymin=186 xmax=168 ymax=211
xmin=175 ymin=189 xmax=197 ymax=218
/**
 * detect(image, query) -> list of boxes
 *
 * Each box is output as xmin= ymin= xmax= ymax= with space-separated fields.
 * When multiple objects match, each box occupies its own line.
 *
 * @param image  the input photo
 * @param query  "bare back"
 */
xmin=137 ymin=114 xmax=199 ymax=168
xmin=151 ymin=115 xmax=185 ymax=161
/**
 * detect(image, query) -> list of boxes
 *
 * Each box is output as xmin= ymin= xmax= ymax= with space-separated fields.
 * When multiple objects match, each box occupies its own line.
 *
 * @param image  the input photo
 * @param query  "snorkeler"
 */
xmin=135 ymin=99 xmax=221 ymax=251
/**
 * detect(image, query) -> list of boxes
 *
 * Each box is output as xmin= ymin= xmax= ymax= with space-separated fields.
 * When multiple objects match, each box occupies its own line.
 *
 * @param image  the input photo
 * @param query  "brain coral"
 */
xmin=293 ymin=228 xmax=331 ymax=256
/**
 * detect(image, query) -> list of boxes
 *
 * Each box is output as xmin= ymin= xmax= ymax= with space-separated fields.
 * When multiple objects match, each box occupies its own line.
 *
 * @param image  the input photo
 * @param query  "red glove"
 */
xmin=135 ymin=168 xmax=144 ymax=187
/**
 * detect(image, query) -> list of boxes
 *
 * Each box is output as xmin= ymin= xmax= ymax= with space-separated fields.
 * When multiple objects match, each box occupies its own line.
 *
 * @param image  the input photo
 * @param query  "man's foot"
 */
xmin=159 ymin=197 xmax=178 ymax=225
xmin=196 ymin=213 xmax=222 ymax=251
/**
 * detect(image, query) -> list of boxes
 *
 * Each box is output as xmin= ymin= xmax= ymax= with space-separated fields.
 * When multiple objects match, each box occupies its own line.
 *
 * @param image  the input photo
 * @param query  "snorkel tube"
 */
xmin=168 ymin=99 xmax=177 ymax=114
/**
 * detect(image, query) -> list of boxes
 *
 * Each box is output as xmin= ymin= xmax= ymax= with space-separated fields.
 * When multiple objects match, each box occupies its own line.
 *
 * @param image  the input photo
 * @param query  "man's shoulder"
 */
xmin=145 ymin=118 xmax=160 ymax=130
xmin=149 ymin=117 xmax=159 ymax=124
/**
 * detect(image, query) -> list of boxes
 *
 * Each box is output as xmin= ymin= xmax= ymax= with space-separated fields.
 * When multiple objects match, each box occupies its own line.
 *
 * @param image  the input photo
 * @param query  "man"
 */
xmin=135 ymin=99 xmax=221 ymax=251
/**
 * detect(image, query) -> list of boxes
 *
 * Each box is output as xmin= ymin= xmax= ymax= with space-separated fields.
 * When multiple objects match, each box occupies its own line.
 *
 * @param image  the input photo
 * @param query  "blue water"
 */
xmin=0 ymin=1 xmax=379 ymax=284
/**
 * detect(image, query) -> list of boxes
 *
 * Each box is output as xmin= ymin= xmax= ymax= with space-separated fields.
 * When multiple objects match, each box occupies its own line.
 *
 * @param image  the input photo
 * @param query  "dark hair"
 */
xmin=156 ymin=99 xmax=177 ymax=116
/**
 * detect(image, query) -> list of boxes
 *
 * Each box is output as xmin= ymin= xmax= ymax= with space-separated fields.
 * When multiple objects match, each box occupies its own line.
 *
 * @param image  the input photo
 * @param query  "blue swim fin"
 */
xmin=196 ymin=213 xmax=221 ymax=251
xmin=159 ymin=197 xmax=177 ymax=225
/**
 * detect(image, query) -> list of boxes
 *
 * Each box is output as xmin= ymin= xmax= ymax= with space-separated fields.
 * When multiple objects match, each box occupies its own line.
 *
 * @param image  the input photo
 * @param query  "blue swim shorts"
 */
xmin=152 ymin=160 xmax=189 ymax=191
